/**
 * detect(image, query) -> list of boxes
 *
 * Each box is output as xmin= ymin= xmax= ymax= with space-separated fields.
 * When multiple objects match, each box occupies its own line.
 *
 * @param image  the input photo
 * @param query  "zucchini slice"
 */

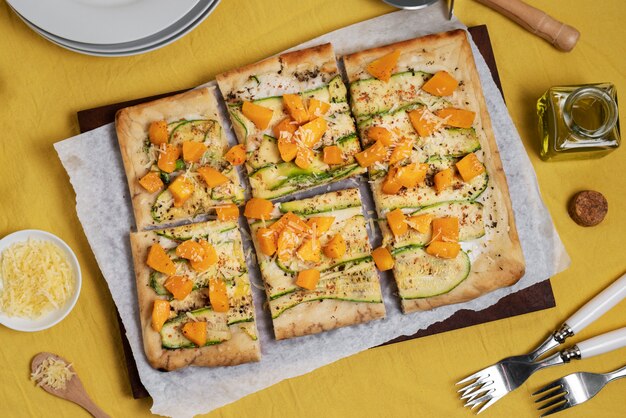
xmin=373 ymin=161 xmax=489 ymax=212
xmin=269 ymin=265 xmax=382 ymax=319
xmin=380 ymin=201 xmax=485 ymax=247
xmin=160 ymin=308 xmax=231 ymax=349
xmin=279 ymin=187 xmax=361 ymax=214
xmin=393 ymin=247 xmax=471 ymax=299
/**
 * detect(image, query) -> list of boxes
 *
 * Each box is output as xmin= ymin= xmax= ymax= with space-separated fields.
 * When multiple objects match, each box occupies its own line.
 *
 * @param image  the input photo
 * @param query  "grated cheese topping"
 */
xmin=31 ymin=357 xmax=75 ymax=390
xmin=0 ymin=239 xmax=75 ymax=318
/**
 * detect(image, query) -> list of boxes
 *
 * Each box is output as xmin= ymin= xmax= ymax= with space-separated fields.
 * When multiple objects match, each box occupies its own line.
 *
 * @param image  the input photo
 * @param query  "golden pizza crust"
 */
xmin=272 ymin=299 xmax=386 ymax=340
xmin=115 ymin=87 xmax=238 ymax=231
xmin=129 ymin=229 xmax=260 ymax=371
xmin=344 ymin=30 xmax=525 ymax=311
xmin=216 ymin=43 xmax=339 ymax=103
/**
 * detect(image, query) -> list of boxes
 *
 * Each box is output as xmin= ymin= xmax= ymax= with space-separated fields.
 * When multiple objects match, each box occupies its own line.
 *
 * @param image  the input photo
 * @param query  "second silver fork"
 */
xmin=533 ymin=363 xmax=626 ymax=416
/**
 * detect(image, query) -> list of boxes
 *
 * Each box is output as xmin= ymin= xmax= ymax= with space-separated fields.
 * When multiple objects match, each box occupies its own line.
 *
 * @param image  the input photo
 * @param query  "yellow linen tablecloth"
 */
xmin=0 ymin=0 xmax=625 ymax=416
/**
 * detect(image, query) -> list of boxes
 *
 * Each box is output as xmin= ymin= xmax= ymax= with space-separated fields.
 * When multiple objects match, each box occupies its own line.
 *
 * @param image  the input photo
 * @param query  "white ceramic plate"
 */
xmin=0 ymin=230 xmax=82 ymax=332
xmin=11 ymin=0 xmax=219 ymax=57
xmin=7 ymin=0 xmax=199 ymax=44
xmin=10 ymin=0 xmax=216 ymax=54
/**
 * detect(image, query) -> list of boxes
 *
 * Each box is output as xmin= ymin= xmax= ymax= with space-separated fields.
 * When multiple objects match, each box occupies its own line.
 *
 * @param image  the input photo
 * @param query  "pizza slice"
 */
xmin=129 ymin=220 xmax=260 ymax=370
xmin=116 ymin=87 xmax=244 ymax=231
xmin=245 ymin=189 xmax=385 ymax=339
xmin=216 ymin=43 xmax=365 ymax=200
xmin=343 ymin=29 xmax=525 ymax=312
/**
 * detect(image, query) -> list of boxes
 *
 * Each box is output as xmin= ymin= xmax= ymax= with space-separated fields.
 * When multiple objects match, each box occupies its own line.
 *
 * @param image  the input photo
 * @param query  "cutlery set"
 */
xmin=457 ymin=272 xmax=626 ymax=415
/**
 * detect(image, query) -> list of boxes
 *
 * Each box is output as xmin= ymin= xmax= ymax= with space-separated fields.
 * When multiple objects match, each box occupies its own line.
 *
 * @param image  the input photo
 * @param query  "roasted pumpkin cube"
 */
xmin=426 ymin=241 xmax=461 ymax=259
xmin=421 ymin=71 xmax=459 ymax=97
xmin=168 ymin=176 xmax=194 ymax=207
xmin=157 ymin=144 xmax=180 ymax=173
xmin=190 ymin=239 xmax=218 ymax=272
xmin=372 ymin=246 xmax=394 ymax=271
xmin=208 ymin=277 xmax=229 ymax=313
xmin=296 ymin=117 xmax=327 ymax=148
xmin=408 ymin=108 xmax=438 ymax=137
xmin=164 ymin=275 xmax=193 ymax=301
xmin=395 ymin=163 xmax=428 ymax=188
xmin=257 ymin=227 xmax=277 ymax=256
xmin=323 ymin=234 xmax=346 ymax=259
xmin=242 ymin=101 xmax=274 ymax=130
xmin=355 ymin=141 xmax=388 ymax=167
xmin=273 ymin=117 xmax=297 ymax=140
xmin=366 ymin=49 xmax=400 ymax=82
xmin=295 ymin=146 xmax=314 ymax=169
xmin=182 ymin=141 xmax=208 ymax=163
xmin=151 ymin=299 xmax=170 ymax=332
xmin=244 ymin=197 xmax=274 ymax=220
xmin=367 ymin=126 xmax=394 ymax=146
xmin=308 ymin=98 xmax=330 ymax=119
xmin=147 ymin=244 xmax=176 ymax=275
xmin=433 ymin=168 xmax=453 ymax=194
xmin=431 ymin=217 xmax=459 ymax=242
xmin=271 ymin=212 xmax=310 ymax=235
xmin=323 ymin=146 xmax=344 ymax=165
xmin=382 ymin=167 xmax=403 ymax=195
xmin=388 ymin=138 xmax=413 ymax=165
xmin=283 ymin=94 xmax=309 ymax=124
xmin=197 ymin=166 xmax=229 ymax=188
xmin=296 ymin=237 xmax=321 ymax=262
xmin=386 ymin=208 xmax=408 ymax=237
xmin=435 ymin=108 xmax=476 ymax=128
xmin=306 ymin=216 xmax=335 ymax=236
xmin=456 ymin=153 xmax=485 ymax=182
xmin=216 ymin=204 xmax=239 ymax=221
xmin=138 ymin=171 xmax=164 ymax=193
xmin=224 ymin=144 xmax=246 ymax=166
xmin=182 ymin=321 xmax=207 ymax=347
xmin=296 ymin=269 xmax=320 ymax=290
xmin=175 ymin=240 xmax=205 ymax=262
xmin=407 ymin=214 xmax=433 ymax=234
xmin=278 ymin=137 xmax=298 ymax=162
xmin=148 ymin=120 xmax=168 ymax=145
xmin=277 ymin=228 xmax=300 ymax=261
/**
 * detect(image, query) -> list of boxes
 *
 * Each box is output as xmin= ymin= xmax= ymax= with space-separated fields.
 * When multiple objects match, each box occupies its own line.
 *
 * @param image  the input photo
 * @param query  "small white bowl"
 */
xmin=0 ymin=230 xmax=82 ymax=332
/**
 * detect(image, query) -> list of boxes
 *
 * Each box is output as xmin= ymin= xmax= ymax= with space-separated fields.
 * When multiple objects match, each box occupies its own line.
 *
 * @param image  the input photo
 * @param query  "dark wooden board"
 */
xmin=77 ymin=25 xmax=555 ymax=400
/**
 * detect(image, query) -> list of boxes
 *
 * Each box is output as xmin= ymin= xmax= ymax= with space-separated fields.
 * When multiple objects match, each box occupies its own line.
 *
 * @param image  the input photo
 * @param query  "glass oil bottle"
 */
xmin=537 ymin=83 xmax=620 ymax=161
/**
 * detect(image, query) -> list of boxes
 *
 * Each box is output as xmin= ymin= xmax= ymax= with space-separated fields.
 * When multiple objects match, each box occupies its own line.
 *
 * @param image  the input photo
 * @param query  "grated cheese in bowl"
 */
xmin=31 ymin=357 xmax=75 ymax=390
xmin=0 ymin=230 xmax=81 ymax=331
xmin=0 ymin=238 xmax=75 ymax=318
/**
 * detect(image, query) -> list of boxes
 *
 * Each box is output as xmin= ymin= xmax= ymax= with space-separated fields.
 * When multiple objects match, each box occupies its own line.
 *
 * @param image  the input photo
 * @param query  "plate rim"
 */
xmin=11 ymin=0 xmax=220 ymax=57
xmin=6 ymin=0 xmax=200 ymax=44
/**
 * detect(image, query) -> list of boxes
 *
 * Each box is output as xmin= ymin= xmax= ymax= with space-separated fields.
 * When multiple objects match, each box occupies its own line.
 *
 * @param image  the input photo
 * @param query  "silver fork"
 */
xmin=456 ymin=272 xmax=626 ymax=413
xmin=533 ymin=364 xmax=626 ymax=417
xmin=459 ymin=327 xmax=626 ymax=413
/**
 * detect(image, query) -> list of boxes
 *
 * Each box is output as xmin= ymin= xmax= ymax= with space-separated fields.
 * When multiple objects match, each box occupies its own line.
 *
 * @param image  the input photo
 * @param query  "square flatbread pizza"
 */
xmin=216 ymin=43 xmax=365 ymax=200
xmin=116 ymin=87 xmax=244 ymax=231
xmin=129 ymin=220 xmax=260 ymax=370
xmin=247 ymin=188 xmax=385 ymax=339
xmin=343 ymin=29 xmax=525 ymax=312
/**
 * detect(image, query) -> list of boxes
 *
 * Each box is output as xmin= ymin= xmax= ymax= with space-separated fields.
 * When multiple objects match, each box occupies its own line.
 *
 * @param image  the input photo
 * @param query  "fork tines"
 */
xmin=532 ymin=382 xmax=568 ymax=417
xmin=456 ymin=372 xmax=499 ymax=414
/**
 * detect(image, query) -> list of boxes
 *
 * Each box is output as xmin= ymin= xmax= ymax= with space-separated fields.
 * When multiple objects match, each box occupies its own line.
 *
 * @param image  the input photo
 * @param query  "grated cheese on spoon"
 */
xmin=31 ymin=357 xmax=75 ymax=391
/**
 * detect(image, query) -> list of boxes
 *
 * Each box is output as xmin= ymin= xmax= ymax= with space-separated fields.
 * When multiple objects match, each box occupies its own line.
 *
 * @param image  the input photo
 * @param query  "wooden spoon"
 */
xmin=31 ymin=352 xmax=110 ymax=418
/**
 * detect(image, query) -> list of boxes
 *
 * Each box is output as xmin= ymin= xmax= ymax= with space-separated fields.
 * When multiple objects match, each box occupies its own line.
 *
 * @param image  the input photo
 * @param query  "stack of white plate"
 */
xmin=7 ymin=0 xmax=220 ymax=57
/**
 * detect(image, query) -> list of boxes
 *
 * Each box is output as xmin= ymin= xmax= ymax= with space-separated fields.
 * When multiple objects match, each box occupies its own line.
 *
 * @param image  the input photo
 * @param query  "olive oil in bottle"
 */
xmin=537 ymin=83 xmax=620 ymax=161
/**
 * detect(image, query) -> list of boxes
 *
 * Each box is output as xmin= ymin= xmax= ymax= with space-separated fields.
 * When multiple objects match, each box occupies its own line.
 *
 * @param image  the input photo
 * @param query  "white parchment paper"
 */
xmin=55 ymin=4 xmax=570 ymax=417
